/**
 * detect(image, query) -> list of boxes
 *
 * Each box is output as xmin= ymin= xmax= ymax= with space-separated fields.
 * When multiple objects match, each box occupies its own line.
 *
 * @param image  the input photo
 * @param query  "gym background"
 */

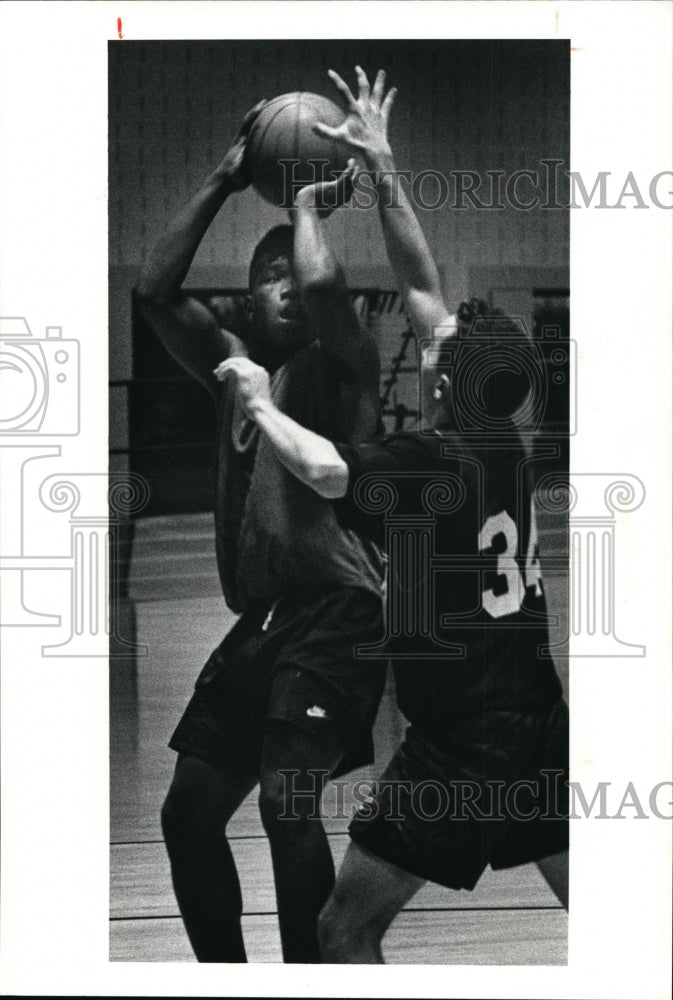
xmin=108 ymin=38 xmax=570 ymax=964
xmin=108 ymin=39 xmax=569 ymax=514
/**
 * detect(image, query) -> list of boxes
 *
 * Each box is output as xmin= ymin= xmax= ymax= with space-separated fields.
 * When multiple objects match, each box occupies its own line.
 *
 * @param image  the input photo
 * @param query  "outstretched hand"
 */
xmin=315 ymin=67 xmax=396 ymax=163
xmin=216 ymin=99 xmax=267 ymax=191
xmin=290 ymin=158 xmax=357 ymax=219
xmin=213 ymin=356 xmax=271 ymax=412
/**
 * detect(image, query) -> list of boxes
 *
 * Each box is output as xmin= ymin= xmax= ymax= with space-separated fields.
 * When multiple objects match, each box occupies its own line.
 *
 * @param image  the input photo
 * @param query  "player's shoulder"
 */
xmin=378 ymin=429 xmax=447 ymax=468
xmin=414 ymin=424 xmax=468 ymax=461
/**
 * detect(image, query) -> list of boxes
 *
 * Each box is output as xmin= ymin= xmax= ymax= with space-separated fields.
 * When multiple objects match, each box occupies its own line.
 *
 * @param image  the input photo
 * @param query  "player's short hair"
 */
xmin=435 ymin=298 xmax=536 ymax=422
xmin=456 ymin=298 xmax=522 ymax=338
xmin=248 ymin=225 xmax=294 ymax=291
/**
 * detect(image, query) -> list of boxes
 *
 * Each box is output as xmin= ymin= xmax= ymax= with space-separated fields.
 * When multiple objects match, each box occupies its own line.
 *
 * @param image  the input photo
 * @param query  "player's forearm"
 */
xmin=364 ymin=148 xmax=444 ymax=303
xmin=137 ymin=168 xmax=235 ymax=303
xmin=248 ymin=397 xmax=349 ymax=499
xmin=291 ymin=205 xmax=344 ymax=293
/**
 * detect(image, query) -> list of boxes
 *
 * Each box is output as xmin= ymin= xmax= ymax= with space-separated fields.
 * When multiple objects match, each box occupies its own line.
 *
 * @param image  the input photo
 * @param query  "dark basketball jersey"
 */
xmin=215 ymin=341 xmax=384 ymax=614
xmin=334 ymin=425 xmax=562 ymax=737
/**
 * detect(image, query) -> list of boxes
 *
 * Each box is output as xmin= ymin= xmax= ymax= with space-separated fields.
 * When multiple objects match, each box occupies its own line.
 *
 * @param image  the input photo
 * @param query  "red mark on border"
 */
xmin=117 ymin=17 xmax=124 ymax=40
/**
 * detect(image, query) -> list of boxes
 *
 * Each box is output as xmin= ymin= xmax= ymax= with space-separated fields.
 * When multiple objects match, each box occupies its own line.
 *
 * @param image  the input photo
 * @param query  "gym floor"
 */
xmin=110 ymin=509 xmax=568 ymax=964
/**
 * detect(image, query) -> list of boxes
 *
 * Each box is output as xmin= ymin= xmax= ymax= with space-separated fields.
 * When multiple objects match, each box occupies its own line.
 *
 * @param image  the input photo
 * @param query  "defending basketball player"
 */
xmin=136 ymin=101 xmax=387 ymax=963
xmin=215 ymin=67 xmax=570 ymax=963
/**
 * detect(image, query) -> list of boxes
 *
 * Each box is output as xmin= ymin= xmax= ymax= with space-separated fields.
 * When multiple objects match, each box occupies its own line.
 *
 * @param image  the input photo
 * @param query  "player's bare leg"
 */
xmin=258 ymin=721 xmax=345 ymax=963
xmin=161 ymin=753 xmax=257 ymax=962
xmin=318 ymin=841 xmax=425 ymax=963
xmin=536 ymin=849 xmax=569 ymax=909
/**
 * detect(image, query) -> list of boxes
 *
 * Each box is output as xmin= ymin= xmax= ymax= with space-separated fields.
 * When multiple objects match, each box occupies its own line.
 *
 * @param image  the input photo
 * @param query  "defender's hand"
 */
xmin=213 ymin=356 xmax=271 ymax=411
xmin=290 ymin=158 xmax=356 ymax=219
xmin=315 ymin=67 xmax=396 ymax=162
xmin=215 ymin=99 xmax=267 ymax=191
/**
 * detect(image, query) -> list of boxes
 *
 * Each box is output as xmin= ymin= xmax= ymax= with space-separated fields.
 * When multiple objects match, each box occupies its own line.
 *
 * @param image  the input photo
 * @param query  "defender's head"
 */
xmin=244 ymin=226 xmax=314 ymax=368
xmin=423 ymin=299 xmax=537 ymax=431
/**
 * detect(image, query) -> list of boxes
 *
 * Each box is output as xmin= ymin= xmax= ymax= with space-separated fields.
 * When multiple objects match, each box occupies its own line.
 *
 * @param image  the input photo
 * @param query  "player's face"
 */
xmin=247 ymin=254 xmax=313 ymax=360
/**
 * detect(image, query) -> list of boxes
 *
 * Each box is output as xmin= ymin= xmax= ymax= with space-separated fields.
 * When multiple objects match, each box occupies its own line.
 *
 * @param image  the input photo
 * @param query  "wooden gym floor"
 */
xmin=110 ymin=510 xmax=568 ymax=964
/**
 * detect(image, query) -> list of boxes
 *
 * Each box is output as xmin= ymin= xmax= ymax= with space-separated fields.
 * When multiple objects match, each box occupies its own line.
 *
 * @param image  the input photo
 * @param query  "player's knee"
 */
xmin=161 ymin=781 xmax=218 ymax=858
xmin=160 ymin=787 xmax=185 ymax=855
xmin=258 ymin=779 xmax=294 ymax=835
xmin=258 ymin=771 xmax=322 ymax=835
xmin=258 ymin=770 xmax=282 ymax=833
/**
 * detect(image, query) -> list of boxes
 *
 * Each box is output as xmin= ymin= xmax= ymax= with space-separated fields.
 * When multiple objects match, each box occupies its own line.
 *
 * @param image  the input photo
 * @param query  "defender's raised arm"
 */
xmin=316 ymin=68 xmax=452 ymax=341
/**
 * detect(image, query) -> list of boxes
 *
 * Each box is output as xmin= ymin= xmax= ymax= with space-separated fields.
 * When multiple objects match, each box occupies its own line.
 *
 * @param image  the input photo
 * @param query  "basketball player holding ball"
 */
xmin=137 ymin=100 xmax=386 ymax=963
xmin=216 ymin=67 xmax=569 ymax=963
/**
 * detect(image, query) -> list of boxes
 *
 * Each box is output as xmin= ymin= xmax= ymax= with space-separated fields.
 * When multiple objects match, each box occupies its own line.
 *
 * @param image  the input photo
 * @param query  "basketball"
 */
xmin=246 ymin=92 xmax=349 ymax=207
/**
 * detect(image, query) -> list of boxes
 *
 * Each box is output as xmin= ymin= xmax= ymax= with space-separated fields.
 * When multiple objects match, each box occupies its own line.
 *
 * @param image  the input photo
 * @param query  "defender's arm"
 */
xmin=214 ymin=357 xmax=349 ymax=498
xmin=317 ymin=68 xmax=452 ymax=342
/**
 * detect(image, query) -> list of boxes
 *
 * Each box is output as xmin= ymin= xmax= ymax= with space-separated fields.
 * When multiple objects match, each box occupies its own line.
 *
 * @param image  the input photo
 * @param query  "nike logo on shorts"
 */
xmin=306 ymin=705 xmax=327 ymax=719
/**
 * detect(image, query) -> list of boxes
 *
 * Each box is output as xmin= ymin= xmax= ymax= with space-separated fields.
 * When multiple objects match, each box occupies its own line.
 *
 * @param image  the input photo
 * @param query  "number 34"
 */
xmin=478 ymin=503 xmax=543 ymax=619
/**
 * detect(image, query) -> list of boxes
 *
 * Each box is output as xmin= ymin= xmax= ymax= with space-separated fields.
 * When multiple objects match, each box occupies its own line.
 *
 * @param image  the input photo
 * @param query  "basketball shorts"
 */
xmin=348 ymin=699 xmax=569 ymax=890
xmin=168 ymin=587 xmax=386 ymax=779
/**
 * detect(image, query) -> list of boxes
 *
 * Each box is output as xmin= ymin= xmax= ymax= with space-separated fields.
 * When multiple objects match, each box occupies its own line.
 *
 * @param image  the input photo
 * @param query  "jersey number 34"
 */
xmin=478 ymin=502 xmax=543 ymax=619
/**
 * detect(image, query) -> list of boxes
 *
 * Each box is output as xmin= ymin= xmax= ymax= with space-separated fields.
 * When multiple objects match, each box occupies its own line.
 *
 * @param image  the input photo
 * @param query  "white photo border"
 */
xmin=0 ymin=2 xmax=671 ymax=997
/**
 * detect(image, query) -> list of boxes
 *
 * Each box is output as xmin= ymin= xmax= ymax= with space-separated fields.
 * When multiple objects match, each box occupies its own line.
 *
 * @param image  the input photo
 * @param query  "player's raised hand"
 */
xmin=290 ymin=158 xmax=357 ymax=218
xmin=215 ymin=99 xmax=267 ymax=191
xmin=315 ymin=67 xmax=397 ymax=163
xmin=213 ymin=356 xmax=272 ymax=411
